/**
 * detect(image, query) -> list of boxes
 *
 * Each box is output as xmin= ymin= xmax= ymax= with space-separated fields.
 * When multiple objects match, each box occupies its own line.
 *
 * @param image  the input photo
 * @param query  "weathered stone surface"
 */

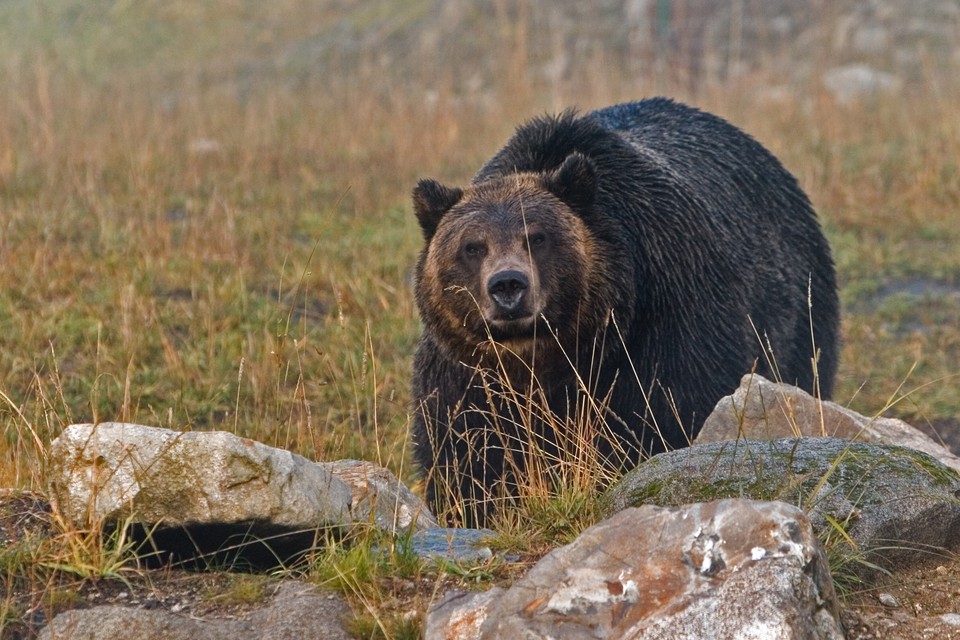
xmin=46 ymin=424 xmax=441 ymax=566
xmin=38 ymin=581 xmax=352 ymax=640
xmin=39 ymin=606 xmax=246 ymax=640
xmin=426 ymin=500 xmax=843 ymax=640
xmin=249 ymin=581 xmax=354 ymax=640
xmin=328 ymin=459 xmax=438 ymax=532
xmin=424 ymin=588 xmax=504 ymax=640
xmin=606 ymin=437 xmax=960 ymax=577
xmin=48 ymin=423 xmax=354 ymax=529
xmin=698 ymin=374 xmax=960 ymax=472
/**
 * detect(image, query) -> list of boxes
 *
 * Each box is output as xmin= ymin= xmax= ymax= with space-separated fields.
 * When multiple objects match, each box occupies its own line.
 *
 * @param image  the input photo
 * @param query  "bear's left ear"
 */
xmin=542 ymin=152 xmax=597 ymax=213
xmin=412 ymin=179 xmax=464 ymax=240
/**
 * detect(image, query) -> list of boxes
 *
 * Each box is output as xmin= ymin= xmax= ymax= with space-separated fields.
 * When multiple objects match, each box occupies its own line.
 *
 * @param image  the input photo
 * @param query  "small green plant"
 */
xmin=817 ymin=509 xmax=891 ymax=599
xmin=430 ymin=554 xmax=503 ymax=584
xmin=492 ymin=488 xmax=599 ymax=556
xmin=203 ymin=573 xmax=270 ymax=606
xmin=0 ymin=600 xmax=25 ymax=636
xmin=307 ymin=526 xmax=431 ymax=640
xmin=344 ymin=610 xmax=423 ymax=640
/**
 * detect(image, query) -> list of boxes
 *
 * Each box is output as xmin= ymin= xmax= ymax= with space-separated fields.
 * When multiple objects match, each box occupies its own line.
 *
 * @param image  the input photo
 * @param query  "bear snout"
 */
xmin=487 ymin=269 xmax=530 ymax=316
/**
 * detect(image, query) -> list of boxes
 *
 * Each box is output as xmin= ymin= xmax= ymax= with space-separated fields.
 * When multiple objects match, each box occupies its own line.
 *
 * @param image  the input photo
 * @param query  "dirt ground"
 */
xmin=833 ymin=420 xmax=960 ymax=637
xmin=4 ymin=489 xmax=960 ymax=639
xmin=6 ymin=550 xmax=960 ymax=640
xmin=1 ymin=569 xmax=322 ymax=639
xmin=842 ymin=555 xmax=960 ymax=640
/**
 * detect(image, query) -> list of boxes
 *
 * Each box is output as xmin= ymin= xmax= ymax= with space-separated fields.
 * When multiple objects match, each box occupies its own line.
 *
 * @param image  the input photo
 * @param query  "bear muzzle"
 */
xmin=487 ymin=269 xmax=532 ymax=319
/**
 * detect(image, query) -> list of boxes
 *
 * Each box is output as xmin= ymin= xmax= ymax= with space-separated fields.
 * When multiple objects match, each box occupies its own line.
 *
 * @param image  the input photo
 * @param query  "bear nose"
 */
xmin=487 ymin=270 xmax=529 ymax=312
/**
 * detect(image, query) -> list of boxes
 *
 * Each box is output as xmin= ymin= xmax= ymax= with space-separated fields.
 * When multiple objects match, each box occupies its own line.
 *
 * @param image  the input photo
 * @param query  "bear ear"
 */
xmin=542 ymin=152 xmax=597 ymax=213
xmin=412 ymin=179 xmax=464 ymax=240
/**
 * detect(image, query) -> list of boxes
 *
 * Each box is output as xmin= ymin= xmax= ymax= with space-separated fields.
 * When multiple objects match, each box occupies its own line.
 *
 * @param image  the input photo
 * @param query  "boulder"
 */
xmin=40 ymin=605 xmax=245 ymax=640
xmin=48 ymin=423 xmax=353 ymax=529
xmin=698 ymin=374 xmax=960 ymax=473
xmin=38 ymin=581 xmax=352 ymax=640
xmin=46 ymin=423 xmax=438 ymax=564
xmin=606 ymin=437 xmax=960 ymax=578
xmin=425 ymin=588 xmax=504 ymax=640
xmin=426 ymin=500 xmax=843 ymax=639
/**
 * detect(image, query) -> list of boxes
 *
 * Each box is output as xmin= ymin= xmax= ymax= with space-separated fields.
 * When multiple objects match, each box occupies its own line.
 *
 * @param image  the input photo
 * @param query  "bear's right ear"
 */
xmin=412 ymin=179 xmax=464 ymax=240
xmin=542 ymin=152 xmax=597 ymax=213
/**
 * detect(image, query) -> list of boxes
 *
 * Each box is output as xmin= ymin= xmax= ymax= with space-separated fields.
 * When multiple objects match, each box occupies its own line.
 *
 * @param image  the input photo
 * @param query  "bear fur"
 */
xmin=411 ymin=98 xmax=839 ymax=525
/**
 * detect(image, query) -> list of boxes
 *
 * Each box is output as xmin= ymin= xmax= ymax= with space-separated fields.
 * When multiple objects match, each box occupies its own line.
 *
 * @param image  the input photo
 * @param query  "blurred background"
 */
xmin=1 ymin=1 xmax=959 ymax=486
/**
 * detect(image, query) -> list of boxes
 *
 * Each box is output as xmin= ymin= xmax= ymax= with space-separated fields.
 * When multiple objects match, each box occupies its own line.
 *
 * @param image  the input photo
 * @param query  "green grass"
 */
xmin=1 ymin=2 xmax=960 ymax=636
xmin=306 ymin=526 xmax=482 ymax=640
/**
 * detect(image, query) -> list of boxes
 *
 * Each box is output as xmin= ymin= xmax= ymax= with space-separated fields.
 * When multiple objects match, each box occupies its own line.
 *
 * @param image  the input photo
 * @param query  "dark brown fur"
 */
xmin=411 ymin=98 xmax=840 ymax=525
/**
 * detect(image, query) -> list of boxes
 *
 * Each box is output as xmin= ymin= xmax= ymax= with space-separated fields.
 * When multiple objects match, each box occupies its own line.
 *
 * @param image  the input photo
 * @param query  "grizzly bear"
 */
xmin=411 ymin=98 xmax=839 ymax=525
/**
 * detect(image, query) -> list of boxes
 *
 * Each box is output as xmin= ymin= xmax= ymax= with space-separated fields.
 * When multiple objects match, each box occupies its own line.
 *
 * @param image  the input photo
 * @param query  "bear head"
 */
xmin=412 ymin=153 xmax=613 ymax=361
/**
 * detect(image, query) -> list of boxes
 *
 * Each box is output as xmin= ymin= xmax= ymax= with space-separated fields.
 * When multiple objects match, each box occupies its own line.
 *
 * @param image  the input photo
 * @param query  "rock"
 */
xmin=39 ymin=605 xmax=245 ymax=640
xmin=941 ymin=613 xmax=960 ymax=627
xmin=606 ymin=437 xmax=960 ymax=578
xmin=38 ymin=581 xmax=352 ymax=640
xmin=822 ymin=64 xmax=902 ymax=104
xmin=47 ymin=424 xmax=438 ymax=539
xmin=426 ymin=500 xmax=843 ymax=640
xmin=249 ymin=581 xmax=354 ymax=640
xmin=410 ymin=527 xmax=494 ymax=563
xmin=47 ymin=423 xmax=440 ymax=565
xmin=878 ymin=592 xmax=900 ymax=608
xmin=48 ymin=423 xmax=354 ymax=529
xmin=328 ymin=459 xmax=438 ymax=532
xmin=698 ymin=374 xmax=960 ymax=473
xmin=424 ymin=588 xmax=504 ymax=640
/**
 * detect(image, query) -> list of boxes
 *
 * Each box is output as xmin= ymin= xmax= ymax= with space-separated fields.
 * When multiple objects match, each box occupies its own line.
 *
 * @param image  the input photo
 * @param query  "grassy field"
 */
xmin=0 ymin=2 xmax=958 ymax=636
xmin=2 ymin=4 xmax=959 ymax=508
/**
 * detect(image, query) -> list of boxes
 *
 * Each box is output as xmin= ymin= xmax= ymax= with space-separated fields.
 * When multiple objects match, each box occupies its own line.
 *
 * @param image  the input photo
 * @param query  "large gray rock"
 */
xmin=40 ymin=606 xmax=243 ymax=640
xmin=698 ymin=374 xmax=960 ymax=472
xmin=606 ymin=437 xmax=960 ymax=578
xmin=47 ymin=423 xmax=439 ymax=565
xmin=38 ymin=581 xmax=352 ymax=640
xmin=426 ymin=500 xmax=843 ymax=640
xmin=48 ymin=424 xmax=438 ymax=537
xmin=48 ymin=423 xmax=354 ymax=529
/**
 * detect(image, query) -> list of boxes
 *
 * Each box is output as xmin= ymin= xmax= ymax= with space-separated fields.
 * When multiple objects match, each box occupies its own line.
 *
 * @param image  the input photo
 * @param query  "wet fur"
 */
xmin=411 ymin=98 xmax=840 ymax=525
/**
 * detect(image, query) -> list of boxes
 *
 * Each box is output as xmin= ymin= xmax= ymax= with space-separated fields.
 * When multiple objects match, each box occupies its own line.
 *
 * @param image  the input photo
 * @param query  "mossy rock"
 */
xmin=603 ymin=437 xmax=960 ymax=577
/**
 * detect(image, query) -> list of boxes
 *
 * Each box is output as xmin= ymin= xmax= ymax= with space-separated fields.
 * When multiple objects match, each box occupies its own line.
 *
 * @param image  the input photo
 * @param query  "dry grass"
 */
xmin=6 ymin=60 xmax=957 ymax=486
xmin=420 ymin=329 xmax=632 ymax=531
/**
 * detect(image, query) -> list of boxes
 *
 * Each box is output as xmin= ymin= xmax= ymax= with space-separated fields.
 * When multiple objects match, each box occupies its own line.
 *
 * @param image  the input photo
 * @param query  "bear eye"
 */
xmin=527 ymin=232 xmax=547 ymax=249
xmin=462 ymin=241 xmax=486 ymax=260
